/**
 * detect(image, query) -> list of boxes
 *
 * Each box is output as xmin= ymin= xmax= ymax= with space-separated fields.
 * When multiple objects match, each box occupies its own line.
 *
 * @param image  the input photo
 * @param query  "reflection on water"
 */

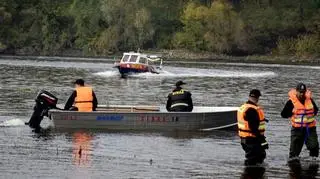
xmin=148 ymin=129 xmax=238 ymax=139
xmin=288 ymin=161 xmax=319 ymax=179
xmin=241 ymin=166 xmax=266 ymax=179
xmin=72 ymin=132 xmax=93 ymax=166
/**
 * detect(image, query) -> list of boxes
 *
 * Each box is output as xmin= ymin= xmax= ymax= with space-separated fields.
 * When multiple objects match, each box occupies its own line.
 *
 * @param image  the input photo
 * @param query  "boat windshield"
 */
xmin=122 ymin=55 xmax=130 ymax=62
xmin=129 ymin=55 xmax=138 ymax=62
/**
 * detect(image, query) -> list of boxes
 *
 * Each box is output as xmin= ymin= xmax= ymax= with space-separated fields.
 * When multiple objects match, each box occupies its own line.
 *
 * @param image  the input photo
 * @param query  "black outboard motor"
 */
xmin=26 ymin=90 xmax=58 ymax=132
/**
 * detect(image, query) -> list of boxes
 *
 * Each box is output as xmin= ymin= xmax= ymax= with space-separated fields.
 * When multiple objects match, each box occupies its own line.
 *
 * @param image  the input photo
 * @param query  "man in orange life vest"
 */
xmin=237 ymin=89 xmax=268 ymax=166
xmin=166 ymin=80 xmax=193 ymax=112
xmin=281 ymin=83 xmax=319 ymax=162
xmin=64 ymin=79 xmax=98 ymax=112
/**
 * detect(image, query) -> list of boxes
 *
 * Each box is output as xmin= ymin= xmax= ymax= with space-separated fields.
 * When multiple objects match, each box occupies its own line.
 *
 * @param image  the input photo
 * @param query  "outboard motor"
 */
xmin=26 ymin=90 xmax=58 ymax=132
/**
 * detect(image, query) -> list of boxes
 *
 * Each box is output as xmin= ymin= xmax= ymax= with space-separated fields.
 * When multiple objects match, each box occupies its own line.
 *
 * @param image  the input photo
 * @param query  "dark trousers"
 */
xmin=170 ymin=106 xmax=191 ymax=112
xmin=289 ymin=127 xmax=319 ymax=158
xmin=241 ymin=137 xmax=266 ymax=165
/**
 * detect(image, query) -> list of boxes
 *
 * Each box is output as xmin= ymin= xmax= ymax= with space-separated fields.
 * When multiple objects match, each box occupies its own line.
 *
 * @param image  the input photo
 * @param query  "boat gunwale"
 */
xmin=49 ymin=106 xmax=238 ymax=114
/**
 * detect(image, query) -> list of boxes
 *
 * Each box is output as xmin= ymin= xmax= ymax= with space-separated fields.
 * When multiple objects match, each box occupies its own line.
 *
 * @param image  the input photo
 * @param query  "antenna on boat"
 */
xmin=103 ymin=93 xmax=109 ymax=107
xmin=106 ymin=96 xmax=109 ymax=107
xmin=159 ymin=59 xmax=163 ymax=70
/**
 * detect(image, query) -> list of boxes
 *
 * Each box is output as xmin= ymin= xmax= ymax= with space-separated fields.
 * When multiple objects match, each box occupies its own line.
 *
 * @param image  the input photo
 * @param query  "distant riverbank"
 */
xmin=153 ymin=50 xmax=320 ymax=65
xmin=1 ymin=49 xmax=319 ymax=65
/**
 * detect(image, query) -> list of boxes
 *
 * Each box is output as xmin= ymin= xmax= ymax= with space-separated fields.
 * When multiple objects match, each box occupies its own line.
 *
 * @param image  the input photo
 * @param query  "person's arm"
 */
xmin=92 ymin=91 xmax=98 ymax=111
xmin=246 ymin=107 xmax=269 ymax=149
xmin=245 ymin=108 xmax=261 ymax=137
xmin=166 ymin=95 xmax=172 ymax=112
xmin=64 ymin=91 xmax=76 ymax=110
xmin=280 ymin=100 xmax=294 ymax=118
xmin=311 ymin=99 xmax=318 ymax=115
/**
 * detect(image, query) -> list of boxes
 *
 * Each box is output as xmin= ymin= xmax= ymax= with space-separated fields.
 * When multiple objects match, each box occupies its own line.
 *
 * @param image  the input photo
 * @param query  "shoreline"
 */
xmin=0 ymin=49 xmax=319 ymax=66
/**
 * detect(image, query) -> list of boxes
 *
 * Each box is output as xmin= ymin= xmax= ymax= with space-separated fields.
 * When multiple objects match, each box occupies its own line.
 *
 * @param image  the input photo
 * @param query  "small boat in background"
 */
xmin=113 ymin=51 xmax=163 ymax=77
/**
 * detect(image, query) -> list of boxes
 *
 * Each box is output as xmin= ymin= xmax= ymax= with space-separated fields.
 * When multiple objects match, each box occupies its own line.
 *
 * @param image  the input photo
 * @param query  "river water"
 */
xmin=0 ymin=56 xmax=320 ymax=178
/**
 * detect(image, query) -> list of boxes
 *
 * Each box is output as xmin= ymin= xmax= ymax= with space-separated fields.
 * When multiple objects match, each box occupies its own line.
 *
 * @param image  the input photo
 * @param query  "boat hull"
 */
xmin=115 ymin=65 xmax=159 ymax=76
xmin=49 ymin=106 xmax=238 ymax=131
xmin=118 ymin=66 xmax=148 ymax=74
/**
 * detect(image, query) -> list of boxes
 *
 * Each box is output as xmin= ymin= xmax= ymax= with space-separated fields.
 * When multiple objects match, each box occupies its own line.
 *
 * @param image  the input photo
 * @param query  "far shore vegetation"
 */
xmin=0 ymin=0 xmax=319 ymax=62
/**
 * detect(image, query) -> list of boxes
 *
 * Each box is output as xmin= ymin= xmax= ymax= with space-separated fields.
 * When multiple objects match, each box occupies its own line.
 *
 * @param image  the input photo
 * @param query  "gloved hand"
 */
xmin=260 ymin=136 xmax=269 ymax=150
xmin=261 ymin=141 xmax=269 ymax=149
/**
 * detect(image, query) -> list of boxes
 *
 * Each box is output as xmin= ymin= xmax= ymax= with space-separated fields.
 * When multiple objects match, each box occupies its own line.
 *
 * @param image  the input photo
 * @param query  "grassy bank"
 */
xmin=144 ymin=49 xmax=320 ymax=65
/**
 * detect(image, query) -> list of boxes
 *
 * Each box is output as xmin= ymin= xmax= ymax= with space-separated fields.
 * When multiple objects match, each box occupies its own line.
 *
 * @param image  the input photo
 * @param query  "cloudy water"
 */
xmin=0 ymin=56 xmax=319 ymax=178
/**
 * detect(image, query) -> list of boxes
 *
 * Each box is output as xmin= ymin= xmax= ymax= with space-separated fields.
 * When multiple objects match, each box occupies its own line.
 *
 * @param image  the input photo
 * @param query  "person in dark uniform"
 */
xmin=237 ymin=89 xmax=268 ymax=166
xmin=281 ymin=83 xmax=319 ymax=162
xmin=166 ymin=80 xmax=193 ymax=112
xmin=64 ymin=79 xmax=98 ymax=112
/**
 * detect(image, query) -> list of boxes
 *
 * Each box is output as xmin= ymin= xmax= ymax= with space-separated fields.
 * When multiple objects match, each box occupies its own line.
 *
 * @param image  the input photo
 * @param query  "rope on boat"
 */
xmin=199 ymin=123 xmax=237 ymax=131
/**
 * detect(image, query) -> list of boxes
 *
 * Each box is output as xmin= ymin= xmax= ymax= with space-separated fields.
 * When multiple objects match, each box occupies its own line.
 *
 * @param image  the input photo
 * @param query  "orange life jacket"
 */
xmin=289 ymin=89 xmax=315 ymax=128
xmin=75 ymin=86 xmax=93 ymax=112
xmin=237 ymin=103 xmax=266 ymax=138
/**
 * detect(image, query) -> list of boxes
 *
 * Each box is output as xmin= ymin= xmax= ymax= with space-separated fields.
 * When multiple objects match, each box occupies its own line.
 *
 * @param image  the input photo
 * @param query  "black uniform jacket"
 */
xmin=242 ymin=101 xmax=263 ymax=138
xmin=166 ymin=87 xmax=193 ymax=112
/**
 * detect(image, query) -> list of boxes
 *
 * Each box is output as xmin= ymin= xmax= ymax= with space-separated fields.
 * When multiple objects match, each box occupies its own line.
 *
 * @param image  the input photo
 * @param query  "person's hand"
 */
xmin=260 ymin=136 xmax=269 ymax=149
xmin=261 ymin=141 xmax=269 ymax=149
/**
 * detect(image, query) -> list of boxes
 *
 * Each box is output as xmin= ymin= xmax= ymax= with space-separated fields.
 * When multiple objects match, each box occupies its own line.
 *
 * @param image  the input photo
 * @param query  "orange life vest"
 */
xmin=75 ymin=86 xmax=93 ymax=112
xmin=289 ymin=89 xmax=316 ymax=128
xmin=237 ymin=103 xmax=266 ymax=138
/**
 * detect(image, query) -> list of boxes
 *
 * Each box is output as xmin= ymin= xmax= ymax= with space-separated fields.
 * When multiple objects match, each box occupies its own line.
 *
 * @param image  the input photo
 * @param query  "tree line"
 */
xmin=0 ymin=0 xmax=319 ymax=58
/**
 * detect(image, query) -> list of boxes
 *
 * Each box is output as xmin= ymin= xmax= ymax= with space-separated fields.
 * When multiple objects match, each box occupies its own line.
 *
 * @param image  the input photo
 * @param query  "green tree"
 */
xmin=173 ymin=1 xmax=244 ymax=53
xmin=145 ymin=0 xmax=186 ymax=49
xmin=204 ymin=0 xmax=245 ymax=53
xmin=69 ymin=0 xmax=103 ymax=54
xmin=173 ymin=2 xmax=208 ymax=50
xmin=98 ymin=0 xmax=154 ymax=53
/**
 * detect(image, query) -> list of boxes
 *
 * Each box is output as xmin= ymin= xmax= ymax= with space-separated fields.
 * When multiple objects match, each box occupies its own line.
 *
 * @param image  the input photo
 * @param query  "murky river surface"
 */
xmin=0 ymin=56 xmax=320 ymax=178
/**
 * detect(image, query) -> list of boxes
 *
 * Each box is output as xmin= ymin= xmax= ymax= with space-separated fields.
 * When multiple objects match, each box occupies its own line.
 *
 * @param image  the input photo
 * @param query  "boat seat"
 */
xmin=96 ymin=106 xmax=160 ymax=112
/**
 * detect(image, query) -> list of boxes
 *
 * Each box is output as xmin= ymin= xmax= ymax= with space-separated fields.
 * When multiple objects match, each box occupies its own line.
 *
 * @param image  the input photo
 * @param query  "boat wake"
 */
xmin=95 ymin=70 xmax=120 ymax=77
xmin=94 ymin=67 xmax=276 ymax=78
xmin=0 ymin=118 xmax=26 ymax=127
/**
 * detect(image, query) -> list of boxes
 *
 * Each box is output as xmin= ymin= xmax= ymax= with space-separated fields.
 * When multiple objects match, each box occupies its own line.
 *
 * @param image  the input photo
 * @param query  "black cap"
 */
xmin=296 ymin=83 xmax=307 ymax=92
xmin=74 ymin=79 xmax=85 ymax=86
xmin=176 ymin=80 xmax=186 ymax=87
xmin=249 ymin=89 xmax=261 ymax=98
